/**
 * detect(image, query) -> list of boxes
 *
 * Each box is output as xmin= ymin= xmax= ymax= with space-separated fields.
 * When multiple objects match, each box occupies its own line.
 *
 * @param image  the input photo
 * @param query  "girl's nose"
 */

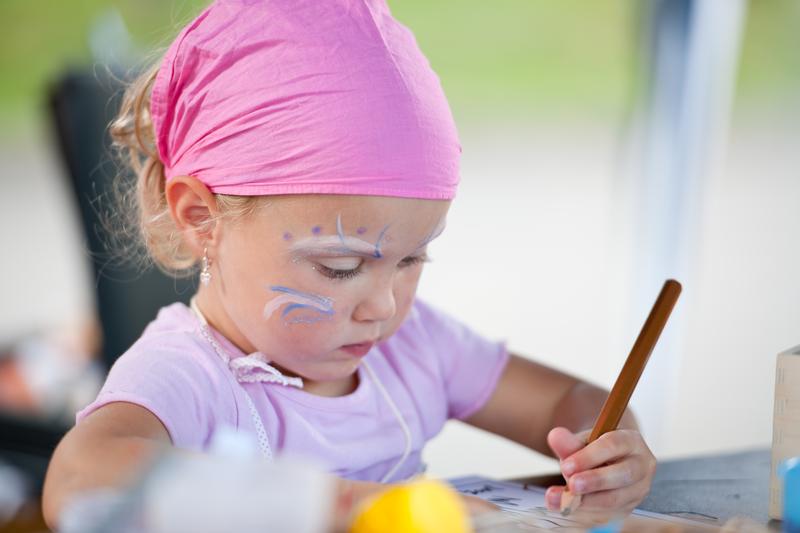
xmin=353 ymin=283 xmax=397 ymax=323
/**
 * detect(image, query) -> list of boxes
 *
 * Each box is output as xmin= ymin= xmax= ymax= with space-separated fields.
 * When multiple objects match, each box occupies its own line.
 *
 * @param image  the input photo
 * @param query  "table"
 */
xmin=641 ymin=448 xmax=777 ymax=529
xmin=2 ymin=448 xmax=780 ymax=532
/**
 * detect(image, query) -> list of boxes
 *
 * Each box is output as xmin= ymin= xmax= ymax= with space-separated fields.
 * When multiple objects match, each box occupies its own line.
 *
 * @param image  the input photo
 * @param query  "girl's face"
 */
xmin=203 ymin=194 xmax=450 ymax=386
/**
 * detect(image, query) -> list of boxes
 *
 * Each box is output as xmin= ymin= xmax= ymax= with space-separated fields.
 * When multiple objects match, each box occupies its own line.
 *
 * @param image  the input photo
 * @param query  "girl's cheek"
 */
xmin=284 ymin=330 xmax=325 ymax=351
xmin=266 ymin=321 xmax=334 ymax=355
xmin=396 ymin=271 xmax=422 ymax=303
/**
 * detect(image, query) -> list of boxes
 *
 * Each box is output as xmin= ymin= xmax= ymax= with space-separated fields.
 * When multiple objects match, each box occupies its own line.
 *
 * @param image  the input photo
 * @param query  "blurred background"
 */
xmin=0 ymin=0 xmax=798 ymax=524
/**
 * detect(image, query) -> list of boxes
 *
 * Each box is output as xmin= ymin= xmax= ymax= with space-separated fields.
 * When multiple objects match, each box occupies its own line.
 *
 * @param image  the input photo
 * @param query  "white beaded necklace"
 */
xmin=190 ymin=297 xmax=304 ymax=389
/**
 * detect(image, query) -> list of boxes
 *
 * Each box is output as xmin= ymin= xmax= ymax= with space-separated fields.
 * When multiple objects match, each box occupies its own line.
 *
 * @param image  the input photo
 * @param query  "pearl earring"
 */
xmin=200 ymin=248 xmax=212 ymax=286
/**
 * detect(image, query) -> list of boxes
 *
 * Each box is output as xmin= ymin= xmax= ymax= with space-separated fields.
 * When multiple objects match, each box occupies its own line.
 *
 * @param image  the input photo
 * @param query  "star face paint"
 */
xmin=371 ymin=226 xmax=389 ymax=259
xmin=263 ymin=285 xmax=335 ymax=324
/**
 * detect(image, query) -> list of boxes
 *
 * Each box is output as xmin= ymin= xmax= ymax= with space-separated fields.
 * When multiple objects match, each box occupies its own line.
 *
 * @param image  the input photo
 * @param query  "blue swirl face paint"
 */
xmin=263 ymin=285 xmax=335 ymax=324
xmin=372 ymin=225 xmax=389 ymax=258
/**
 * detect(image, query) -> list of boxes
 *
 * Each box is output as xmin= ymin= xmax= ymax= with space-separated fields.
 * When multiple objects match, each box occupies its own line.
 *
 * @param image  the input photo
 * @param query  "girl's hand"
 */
xmin=544 ymin=426 xmax=656 ymax=515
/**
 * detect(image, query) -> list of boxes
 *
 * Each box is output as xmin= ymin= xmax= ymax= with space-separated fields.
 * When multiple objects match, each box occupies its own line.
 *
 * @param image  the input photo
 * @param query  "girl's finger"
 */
xmin=573 ymin=478 xmax=651 ymax=512
xmin=567 ymin=454 xmax=655 ymax=495
xmin=561 ymin=429 xmax=642 ymax=476
xmin=547 ymin=427 xmax=586 ymax=461
xmin=544 ymin=485 xmax=565 ymax=511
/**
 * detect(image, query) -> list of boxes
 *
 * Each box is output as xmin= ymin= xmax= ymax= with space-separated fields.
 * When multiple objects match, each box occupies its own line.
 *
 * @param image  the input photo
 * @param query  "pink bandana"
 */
xmin=150 ymin=0 xmax=461 ymax=200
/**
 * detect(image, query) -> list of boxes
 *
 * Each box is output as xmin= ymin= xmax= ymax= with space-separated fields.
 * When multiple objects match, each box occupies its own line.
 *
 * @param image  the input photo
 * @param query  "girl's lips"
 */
xmin=339 ymin=342 xmax=375 ymax=357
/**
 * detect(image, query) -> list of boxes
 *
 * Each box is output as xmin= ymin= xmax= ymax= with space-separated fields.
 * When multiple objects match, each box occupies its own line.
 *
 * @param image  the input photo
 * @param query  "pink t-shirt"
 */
xmin=77 ymin=299 xmax=508 ymax=482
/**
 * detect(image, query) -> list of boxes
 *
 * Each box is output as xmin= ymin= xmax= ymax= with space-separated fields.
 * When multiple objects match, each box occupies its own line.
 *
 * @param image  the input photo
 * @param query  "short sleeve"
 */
xmin=414 ymin=300 xmax=509 ymax=420
xmin=76 ymin=334 xmax=236 ymax=451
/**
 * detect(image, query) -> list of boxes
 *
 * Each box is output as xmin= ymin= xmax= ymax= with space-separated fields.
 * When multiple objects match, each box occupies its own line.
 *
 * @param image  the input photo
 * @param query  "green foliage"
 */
xmin=0 ymin=0 xmax=796 ymax=131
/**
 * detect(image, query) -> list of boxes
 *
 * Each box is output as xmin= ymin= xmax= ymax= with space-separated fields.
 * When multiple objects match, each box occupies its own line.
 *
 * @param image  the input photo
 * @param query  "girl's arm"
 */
xmin=464 ymin=354 xmax=628 ymax=454
xmin=42 ymin=402 xmax=172 ymax=528
xmin=464 ymin=353 xmax=655 ymax=514
xmin=43 ymin=403 xmax=489 ymax=530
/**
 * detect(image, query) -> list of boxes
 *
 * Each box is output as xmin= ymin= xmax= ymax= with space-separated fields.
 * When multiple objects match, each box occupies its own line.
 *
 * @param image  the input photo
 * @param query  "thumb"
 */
xmin=547 ymin=427 xmax=588 ymax=461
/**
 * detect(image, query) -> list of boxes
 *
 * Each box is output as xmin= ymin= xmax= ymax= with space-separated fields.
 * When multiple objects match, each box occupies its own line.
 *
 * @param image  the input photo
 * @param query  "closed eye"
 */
xmin=314 ymin=256 xmax=363 ymax=280
xmin=315 ymin=263 xmax=362 ymax=280
xmin=314 ymin=254 xmax=428 ymax=281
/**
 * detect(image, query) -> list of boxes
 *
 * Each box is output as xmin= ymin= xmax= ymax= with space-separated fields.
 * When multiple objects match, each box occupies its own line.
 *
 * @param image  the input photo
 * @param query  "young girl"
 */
xmin=43 ymin=0 xmax=656 ymax=528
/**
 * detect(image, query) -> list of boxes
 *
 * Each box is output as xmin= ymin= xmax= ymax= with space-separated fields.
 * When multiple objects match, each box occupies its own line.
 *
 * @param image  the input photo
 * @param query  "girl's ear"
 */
xmin=165 ymin=176 xmax=220 ymax=256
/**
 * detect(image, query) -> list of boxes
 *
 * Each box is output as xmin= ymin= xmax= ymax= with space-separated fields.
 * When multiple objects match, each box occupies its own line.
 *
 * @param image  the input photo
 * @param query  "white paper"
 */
xmin=449 ymin=475 xmax=713 ymax=532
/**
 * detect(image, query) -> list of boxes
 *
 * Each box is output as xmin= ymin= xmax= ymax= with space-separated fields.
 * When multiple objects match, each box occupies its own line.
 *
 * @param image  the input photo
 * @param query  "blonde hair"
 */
xmin=108 ymin=60 xmax=264 ymax=278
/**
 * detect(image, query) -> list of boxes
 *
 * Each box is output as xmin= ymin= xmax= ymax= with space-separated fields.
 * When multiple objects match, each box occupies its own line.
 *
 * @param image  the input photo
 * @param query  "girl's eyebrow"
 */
xmin=290 ymin=214 xmax=390 ymax=258
xmin=289 ymin=236 xmax=378 ymax=257
xmin=288 ymin=215 xmax=444 ymax=258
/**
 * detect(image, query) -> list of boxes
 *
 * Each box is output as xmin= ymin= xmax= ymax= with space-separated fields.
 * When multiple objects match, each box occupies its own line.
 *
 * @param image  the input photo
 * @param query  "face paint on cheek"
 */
xmin=263 ymin=285 xmax=335 ymax=324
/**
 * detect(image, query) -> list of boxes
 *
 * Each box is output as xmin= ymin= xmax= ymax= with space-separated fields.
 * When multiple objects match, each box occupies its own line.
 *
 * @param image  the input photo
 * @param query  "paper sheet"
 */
xmin=449 ymin=476 xmax=719 ymax=532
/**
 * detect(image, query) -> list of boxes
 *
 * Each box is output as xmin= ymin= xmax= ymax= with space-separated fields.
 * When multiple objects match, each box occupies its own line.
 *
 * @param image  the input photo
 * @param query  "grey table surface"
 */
xmin=639 ymin=448 xmax=776 ymax=527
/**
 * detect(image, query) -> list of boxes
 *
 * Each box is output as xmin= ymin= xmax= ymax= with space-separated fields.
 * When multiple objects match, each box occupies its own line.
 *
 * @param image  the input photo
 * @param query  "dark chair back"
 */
xmin=0 ymin=69 xmax=194 ymax=493
xmin=48 ymin=68 xmax=194 ymax=371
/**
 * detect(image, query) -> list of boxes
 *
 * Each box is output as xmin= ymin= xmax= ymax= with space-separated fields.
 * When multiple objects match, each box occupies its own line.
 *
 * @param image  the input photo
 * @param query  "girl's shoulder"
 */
xmin=394 ymin=298 xmax=490 ymax=351
xmin=109 ymin=302 xmax=235 ymax=390
xmin=78 ymin=302 xmax=240 ymax=449
xmin=383 ymin=297 xmax=508 ymax=421
xmin=115 ymin=302 xmax=219 ymax=367
xmin=383 ymin=297 xmax=505 ymax=376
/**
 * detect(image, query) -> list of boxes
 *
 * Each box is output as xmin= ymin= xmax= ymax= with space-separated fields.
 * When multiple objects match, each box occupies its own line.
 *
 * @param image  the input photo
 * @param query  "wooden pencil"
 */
xmin=560 ymin=279 xmax=682 ymax=516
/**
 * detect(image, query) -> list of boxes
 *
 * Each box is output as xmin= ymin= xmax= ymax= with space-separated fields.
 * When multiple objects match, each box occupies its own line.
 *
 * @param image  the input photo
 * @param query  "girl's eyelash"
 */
xmin=313 ymin=255 xmax=429 ymax=281
xmin=315 ymin=264 xmax=362 ymax=280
